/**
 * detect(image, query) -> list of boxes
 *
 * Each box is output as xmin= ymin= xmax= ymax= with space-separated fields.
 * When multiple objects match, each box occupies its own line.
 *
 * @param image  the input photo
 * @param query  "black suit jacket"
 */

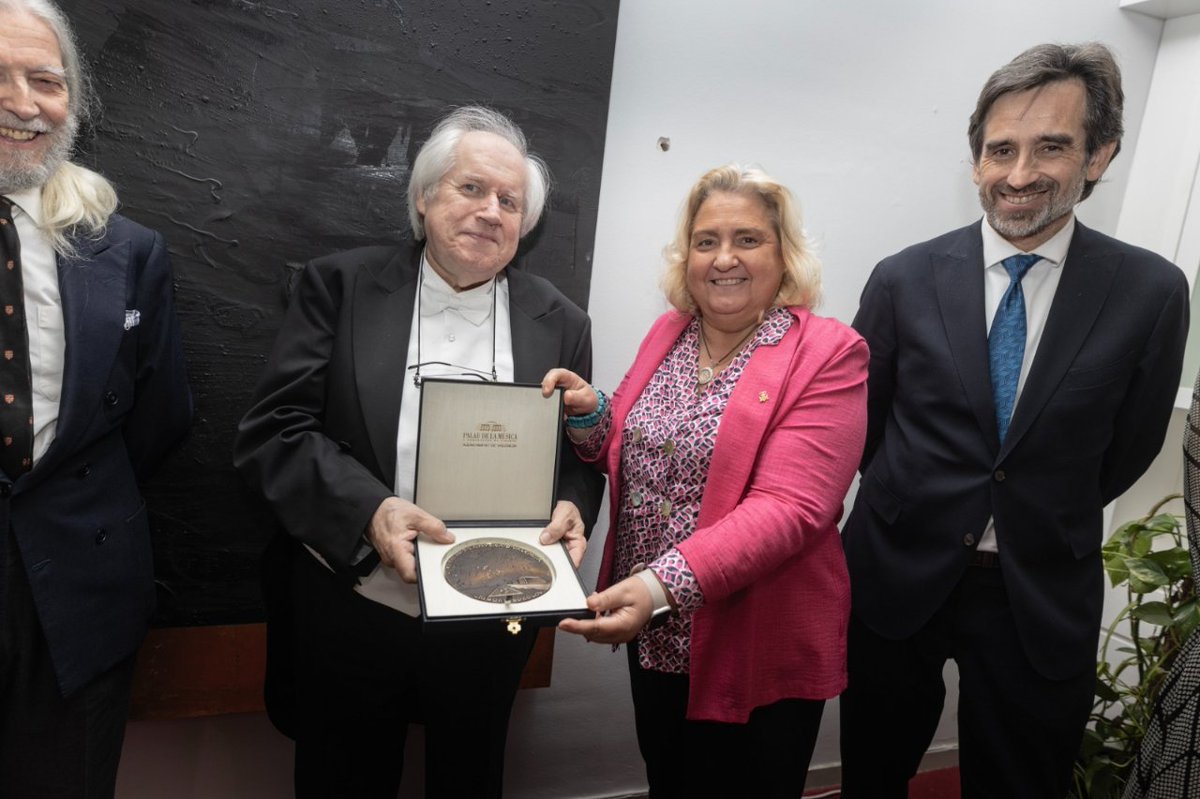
xmin=843 ymin=220 xmax=1188 ymax=679
xmin=234 ymin=240 xmax=604 ymax=576
xmin=5 ymin=214 xmax=192 ymax=697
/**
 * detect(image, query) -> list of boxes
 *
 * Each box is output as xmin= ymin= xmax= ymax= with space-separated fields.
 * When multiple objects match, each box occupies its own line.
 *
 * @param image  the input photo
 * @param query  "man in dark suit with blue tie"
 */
xmin=0 ymin=1 xmax=191 ymax=796
xmin=839 ymin=43 xmax=1189 ymax=798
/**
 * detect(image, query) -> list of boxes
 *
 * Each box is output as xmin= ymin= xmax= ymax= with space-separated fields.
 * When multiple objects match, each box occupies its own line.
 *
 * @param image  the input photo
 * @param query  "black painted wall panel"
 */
xmin=57 ymin=0 xmax=619 ymax=625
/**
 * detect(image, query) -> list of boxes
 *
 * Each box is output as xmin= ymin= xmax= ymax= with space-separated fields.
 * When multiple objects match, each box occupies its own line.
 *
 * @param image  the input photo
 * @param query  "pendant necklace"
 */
xmin=696 ymin=322 xmax=758 ymax=392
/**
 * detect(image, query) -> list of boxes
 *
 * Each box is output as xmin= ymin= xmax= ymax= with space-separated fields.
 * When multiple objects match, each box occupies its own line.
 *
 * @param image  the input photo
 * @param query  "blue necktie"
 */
xmin=989 ymin=253 xmax=1041 ymax=442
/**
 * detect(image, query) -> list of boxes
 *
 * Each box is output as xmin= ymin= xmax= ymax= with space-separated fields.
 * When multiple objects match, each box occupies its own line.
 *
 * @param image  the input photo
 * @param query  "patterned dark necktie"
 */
xmin=988 ymin=253 xmax=1041 ymax=442
xmin=0 ymin=197 xmax=33 ymax=478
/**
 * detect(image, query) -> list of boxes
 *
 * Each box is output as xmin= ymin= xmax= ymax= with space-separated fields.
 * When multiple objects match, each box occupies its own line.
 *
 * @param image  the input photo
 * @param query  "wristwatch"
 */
xmin=631 ymin=563 xmax=675 ymax=630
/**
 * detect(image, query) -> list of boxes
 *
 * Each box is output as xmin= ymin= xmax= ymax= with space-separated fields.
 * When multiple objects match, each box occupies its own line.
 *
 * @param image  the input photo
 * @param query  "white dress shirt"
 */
xmin=977 ymin=215 xmax=1075 ymax=552
xmin=354 ymin=254 xmax=515 ymax=615
xmin=7 ymin=187 xmax=63 ymax=465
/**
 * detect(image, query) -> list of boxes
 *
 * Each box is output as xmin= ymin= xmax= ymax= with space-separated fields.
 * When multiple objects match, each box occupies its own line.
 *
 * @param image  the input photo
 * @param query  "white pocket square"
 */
xmin=124 ymin=310 xmax=141 ymax=331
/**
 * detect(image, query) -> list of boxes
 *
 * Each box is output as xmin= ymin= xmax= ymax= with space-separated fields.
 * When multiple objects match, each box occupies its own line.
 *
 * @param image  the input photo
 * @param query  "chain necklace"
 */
xmin=696 ymin=322 xmax=758 ymax=392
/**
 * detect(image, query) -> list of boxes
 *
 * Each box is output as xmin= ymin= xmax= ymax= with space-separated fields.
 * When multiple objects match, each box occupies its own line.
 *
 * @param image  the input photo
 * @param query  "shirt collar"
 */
xmin=418 ymin=250 xmax=499 ymax=326
xmin=4 ymin=186 xmax=43 ymax=226
xmin=980 ymin=213 xmax=1075 ymax=271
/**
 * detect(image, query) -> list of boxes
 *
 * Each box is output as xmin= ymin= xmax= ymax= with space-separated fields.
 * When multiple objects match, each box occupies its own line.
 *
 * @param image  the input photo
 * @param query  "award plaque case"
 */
xmin=413 ymin=379 xmax=591 ymax=633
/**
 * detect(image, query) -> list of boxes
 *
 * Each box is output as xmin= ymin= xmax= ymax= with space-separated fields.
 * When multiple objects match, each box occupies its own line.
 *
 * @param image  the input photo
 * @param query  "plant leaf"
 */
xmin=1131 ymin=601 xmax=1175 ymax=626
xmin=1147 ymin=548 xmax=1193 ymax=582
xmin=1126 ymin=557 xmax=1169 ymax=592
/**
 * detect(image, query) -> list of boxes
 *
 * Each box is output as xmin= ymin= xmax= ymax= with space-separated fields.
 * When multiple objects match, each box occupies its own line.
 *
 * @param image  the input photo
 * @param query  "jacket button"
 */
xmin=77 ymin=463 xmax=92 ymax=478
xmin=630 ymin=491 xmax=643 ymax=507
xmin=993 ymin=470 xmax=1006 ymax=482
xmin=963 ymin=533 xmax=976 ymax=547
xmin=0 ymin=483 xmax=10 ymax=497
xmin=104 ymin=391 xmax=118 ymax=407
xmin=94 ymin=528 xmax=108 ymax=545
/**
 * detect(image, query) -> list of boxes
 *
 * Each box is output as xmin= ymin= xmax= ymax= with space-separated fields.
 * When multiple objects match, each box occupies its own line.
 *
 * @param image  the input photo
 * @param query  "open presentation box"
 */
xmin=413 ymin=379 xmax=591 ymax=634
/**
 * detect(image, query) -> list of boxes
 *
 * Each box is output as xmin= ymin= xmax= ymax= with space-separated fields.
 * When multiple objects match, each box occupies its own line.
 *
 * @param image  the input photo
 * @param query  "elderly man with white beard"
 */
xmin=0 ymin=1 xmax=191 ymax=796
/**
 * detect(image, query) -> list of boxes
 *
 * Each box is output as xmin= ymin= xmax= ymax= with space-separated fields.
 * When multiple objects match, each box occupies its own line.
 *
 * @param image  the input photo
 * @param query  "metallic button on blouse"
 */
xmin=659 ymin=500 xmax=672 ymax=518
xmin=630 ymin=491 xmax=643 ymax=507
xmin=662 ymin=440 xmax=676 ymax=456
xmin=629 ymin=427 xmax=643 ymax=443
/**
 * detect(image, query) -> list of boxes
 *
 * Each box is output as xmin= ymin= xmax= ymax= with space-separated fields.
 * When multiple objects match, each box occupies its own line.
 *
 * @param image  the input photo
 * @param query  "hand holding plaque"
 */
xmin=539 ymin=499 xmax=586 ymax=567
xmin=368 ymin=497 xmax=454 ymax=583
xmin=559 ymin=573 xmax=656 ymax=644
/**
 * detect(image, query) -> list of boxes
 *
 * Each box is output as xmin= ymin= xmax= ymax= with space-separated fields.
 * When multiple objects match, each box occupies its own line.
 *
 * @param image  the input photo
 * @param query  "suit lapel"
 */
xmin=508 ymin=269 xmax=563 ymax=382
xmin=932 ymin=226 xmax=999 ymax=447
xmin=39 ymin=235 xmax=127 ymax=478
xmin=1002 ymin=223 xmax=1120 ymax=456
xmin=354 ymin=247 xmax=419 ymax=483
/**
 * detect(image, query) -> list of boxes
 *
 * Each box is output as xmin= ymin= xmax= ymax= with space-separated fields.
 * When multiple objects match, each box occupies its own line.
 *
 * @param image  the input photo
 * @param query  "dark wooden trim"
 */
xmin=129 ymin=624 xmax=555 ymax=721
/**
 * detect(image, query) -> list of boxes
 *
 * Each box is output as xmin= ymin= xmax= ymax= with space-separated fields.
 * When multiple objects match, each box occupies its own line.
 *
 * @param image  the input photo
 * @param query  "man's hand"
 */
xmin=558 ymin=575 xmax=653 ymax=644
xmin=366 ymin=497 xmax=453 ymax=582
xmin=539 ymin=500 xmax=586 ymax=567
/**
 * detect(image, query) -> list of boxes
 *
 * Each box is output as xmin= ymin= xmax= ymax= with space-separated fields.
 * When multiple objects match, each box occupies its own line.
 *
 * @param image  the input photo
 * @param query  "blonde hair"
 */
xmin=40 ymin=162 xmax=118 ymax=257
xmin=661 ymin=163 xmax=821 ymax=313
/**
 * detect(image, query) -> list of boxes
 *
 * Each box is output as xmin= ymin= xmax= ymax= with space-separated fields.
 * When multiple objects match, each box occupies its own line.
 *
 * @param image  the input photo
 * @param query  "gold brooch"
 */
xmin=759 ymin=391 xmax=769 ymax=403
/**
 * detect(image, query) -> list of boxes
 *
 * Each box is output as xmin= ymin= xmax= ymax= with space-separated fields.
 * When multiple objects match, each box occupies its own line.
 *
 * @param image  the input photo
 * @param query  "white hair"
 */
xmin=40 ymin=162 xmax=118 ymax=256
xmin=406 ymin=106 xmax=550 ymax=239
xmin=0 ymin=0 xmax=117 ymax=255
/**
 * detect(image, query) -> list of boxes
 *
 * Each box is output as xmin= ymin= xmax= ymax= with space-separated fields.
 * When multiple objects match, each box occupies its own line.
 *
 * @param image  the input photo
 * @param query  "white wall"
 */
xmin=117 ymin=2 xmax=1172 ymax=796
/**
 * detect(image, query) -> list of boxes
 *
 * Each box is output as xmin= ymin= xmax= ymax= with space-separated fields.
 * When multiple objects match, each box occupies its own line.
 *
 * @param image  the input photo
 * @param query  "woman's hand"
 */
xmin=542 ymin=368 xmax=598 ymax=417
xmin=559 ymin=575 xmax=654 ymax=644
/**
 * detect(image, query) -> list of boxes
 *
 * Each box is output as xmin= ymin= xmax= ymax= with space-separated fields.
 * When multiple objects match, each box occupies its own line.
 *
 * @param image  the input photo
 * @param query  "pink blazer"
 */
xmin=590 ymin=307 xmax=868 ymax=722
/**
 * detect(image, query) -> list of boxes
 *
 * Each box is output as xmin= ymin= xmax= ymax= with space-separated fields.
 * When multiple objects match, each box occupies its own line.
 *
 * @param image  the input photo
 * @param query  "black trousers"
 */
xmin=626 ymin=641 xmax=825 ymax=798
xmin=0 ymin=524 xmax=135 ymax=799
xmin=839 ymin=564 xmax=1094 ymax=799
xmin=289 ymin=548 xmax=537 ymax=799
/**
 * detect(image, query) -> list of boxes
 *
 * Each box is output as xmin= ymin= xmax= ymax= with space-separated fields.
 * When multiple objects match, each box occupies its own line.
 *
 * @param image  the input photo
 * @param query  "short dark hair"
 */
xmin=968 ymin=42 xmax=1123 ymax=201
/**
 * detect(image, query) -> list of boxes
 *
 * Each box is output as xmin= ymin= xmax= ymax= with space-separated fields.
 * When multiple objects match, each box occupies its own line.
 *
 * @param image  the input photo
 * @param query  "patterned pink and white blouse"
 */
xmin=578 ymin=307 xmax=792 ymax=673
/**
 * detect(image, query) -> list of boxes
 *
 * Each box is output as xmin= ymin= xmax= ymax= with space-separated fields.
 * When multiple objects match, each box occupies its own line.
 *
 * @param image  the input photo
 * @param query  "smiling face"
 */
xmin=0 ymin=8 xmax=74 ymax=193
xmin=973 ymin=79 xmax=1115 ymax=251
xmin=416 ymin=130 xmax=527 ymax=291
xmin=685 ymin=191 xmax=784 ymax=335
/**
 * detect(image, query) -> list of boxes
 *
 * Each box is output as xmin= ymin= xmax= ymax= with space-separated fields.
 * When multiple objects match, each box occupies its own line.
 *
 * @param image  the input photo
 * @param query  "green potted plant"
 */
xmin=1071 ymin=494 xmax=1200 ymax=798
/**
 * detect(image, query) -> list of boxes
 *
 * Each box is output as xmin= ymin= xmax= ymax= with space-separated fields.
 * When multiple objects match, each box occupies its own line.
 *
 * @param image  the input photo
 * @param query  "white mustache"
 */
xmin=0 ymin=112 xmax=53 ymax=134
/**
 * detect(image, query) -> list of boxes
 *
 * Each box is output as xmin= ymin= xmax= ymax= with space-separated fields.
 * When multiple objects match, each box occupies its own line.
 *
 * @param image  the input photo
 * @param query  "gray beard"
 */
xmin=979 ymin=167 xmax=1086 ymax=244
xmin=0 ymin=114 xmax=77 ymax=193
xmin=983 ymin=193 xmax=1077 ymax=242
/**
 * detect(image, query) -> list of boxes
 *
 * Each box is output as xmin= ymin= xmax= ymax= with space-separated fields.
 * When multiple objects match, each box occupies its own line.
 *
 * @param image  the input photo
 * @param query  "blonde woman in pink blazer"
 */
xmin=543 ymin=164 xmax=868 ymax=797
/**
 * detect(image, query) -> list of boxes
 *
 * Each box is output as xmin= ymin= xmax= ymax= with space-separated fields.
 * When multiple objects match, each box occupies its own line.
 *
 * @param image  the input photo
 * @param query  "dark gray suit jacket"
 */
xmin=233 ymin=240 xmax=604 ymax=575
xmin=843 ymin=220 xmax=1188 ymax=679
xmin=6 ymin=214 xmax=192 ymax=696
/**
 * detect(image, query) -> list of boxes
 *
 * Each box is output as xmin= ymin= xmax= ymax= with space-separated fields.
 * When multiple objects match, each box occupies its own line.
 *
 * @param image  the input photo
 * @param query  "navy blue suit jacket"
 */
xmin=843 ymin=220 xmax=1188 ymax=679
xmin=4 ymin=214 xmax=191 ymax=697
